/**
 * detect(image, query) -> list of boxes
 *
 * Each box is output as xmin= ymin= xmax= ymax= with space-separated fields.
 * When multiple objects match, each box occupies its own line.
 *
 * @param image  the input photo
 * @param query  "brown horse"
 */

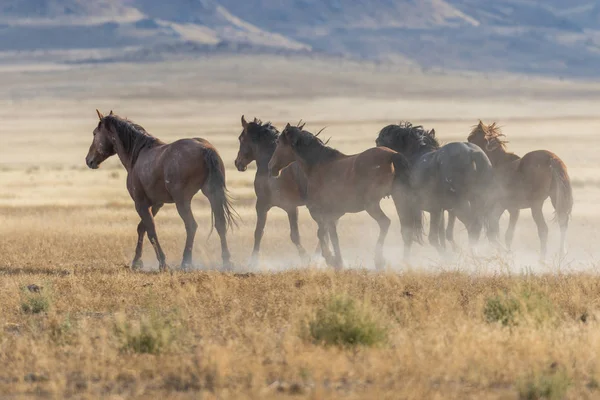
xmin=465 ymin=121 xmax=573 ymax=260
xmin=235 ymin=116 xmax=310 ymax=265
xmin=85 ymin=110 xmax=237 ymax=271
xmin=268 ymin=124 xmax=421 ymax=269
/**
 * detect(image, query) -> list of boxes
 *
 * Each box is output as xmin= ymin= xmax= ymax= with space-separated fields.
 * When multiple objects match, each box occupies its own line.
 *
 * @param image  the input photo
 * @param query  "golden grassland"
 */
xmin=1 ymin=56 xmax=600 ymax=398
xmin=2 ymin=268 xmax=600 ymax=399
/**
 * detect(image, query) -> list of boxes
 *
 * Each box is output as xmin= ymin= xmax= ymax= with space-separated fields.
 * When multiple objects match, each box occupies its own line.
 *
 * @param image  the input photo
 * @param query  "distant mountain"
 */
xmin=2 ymin=0 xmax=600 ymax=77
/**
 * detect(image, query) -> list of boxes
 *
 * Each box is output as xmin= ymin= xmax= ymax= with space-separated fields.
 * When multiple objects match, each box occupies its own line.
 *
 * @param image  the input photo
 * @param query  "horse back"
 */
xmin=517 ymin=150 xmax=563 ymax=184
xmin=307 ymin=147 xmax=395 ymax=211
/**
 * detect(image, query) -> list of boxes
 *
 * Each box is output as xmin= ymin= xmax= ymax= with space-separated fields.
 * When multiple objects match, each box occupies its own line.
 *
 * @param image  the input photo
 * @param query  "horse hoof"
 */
xmin=180 ymin=262 xmax=192 ymax=271
xmin=131 ymin=259 xmax=143 ymax=270
xmin=159 ymin=264 xmax=170 ymax=272
xmin=247 ymin=255 xmax=259 ymax=269
xmin=223 ymin=260 xmax=235 ymax=272
xmin=374 ymin=257 xmax=386 ymax=271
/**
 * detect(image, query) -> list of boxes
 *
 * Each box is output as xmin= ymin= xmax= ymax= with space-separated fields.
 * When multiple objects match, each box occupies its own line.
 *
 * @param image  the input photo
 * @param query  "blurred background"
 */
xmin=1 ymin=0 xmax=600 ymax=77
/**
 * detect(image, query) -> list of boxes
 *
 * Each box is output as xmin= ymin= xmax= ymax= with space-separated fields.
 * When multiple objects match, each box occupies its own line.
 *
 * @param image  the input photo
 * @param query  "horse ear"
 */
xmin=109 ymin=110 xmax=114 ymax=116
xmin=285 ymin=123 xmax=291 ymax=131
xmin=253 ymin=117 xmax=258 ymax=123
xmin=241 ymin=115 xmax=248 ymax=129
xmin=429 ymin=129 xmax=436 ymax=138
xmin=96 ymin=109 xmax=104 ymax=120
xmin=299 ymin=123 xmax=306 ymax=130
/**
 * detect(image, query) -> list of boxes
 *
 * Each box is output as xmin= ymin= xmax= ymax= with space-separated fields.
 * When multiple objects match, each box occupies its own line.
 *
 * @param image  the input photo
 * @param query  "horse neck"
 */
xmin=112 ymin=127 xmax=155 ymax=172
xmin=486 ymin=147 xmax=516 ymax=166
xmin=114 ymin=139 xmax=134 ymax=172
xmin=254 ymin=144 xmax=276 ymax=176
xmin=296 ymin=143 xmax=344 ymax=167
xmin=409 ymin=146 xmax=436 ymax=164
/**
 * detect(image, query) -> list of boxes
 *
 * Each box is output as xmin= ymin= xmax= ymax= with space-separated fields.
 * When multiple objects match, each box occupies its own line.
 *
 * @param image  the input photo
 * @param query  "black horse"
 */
xmin=376 ymin=122 xmax=494 ymax=252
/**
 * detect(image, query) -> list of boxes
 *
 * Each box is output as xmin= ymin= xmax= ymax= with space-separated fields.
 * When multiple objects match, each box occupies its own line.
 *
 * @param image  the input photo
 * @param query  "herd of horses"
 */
xmin=86 ymin=110 xmax=573 ymax=271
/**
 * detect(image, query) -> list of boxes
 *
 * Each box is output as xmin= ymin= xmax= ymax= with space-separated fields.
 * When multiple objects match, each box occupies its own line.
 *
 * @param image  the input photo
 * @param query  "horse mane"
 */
xmin=284 ymin=125 xmax=344 ymax=165
xmin=468 ymin=121 xmax=509 ymax=151
xmin=104 ymin=115 xmax=163 ymax=166
xmin=247 ymin=119 xmax=279 ymax=146
xmin=378 ymin=121 xmax=439 ymax=153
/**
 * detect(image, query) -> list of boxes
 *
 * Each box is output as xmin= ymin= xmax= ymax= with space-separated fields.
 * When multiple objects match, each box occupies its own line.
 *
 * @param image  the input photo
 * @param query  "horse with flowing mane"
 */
xmin=85 ymin=110 xmax=237 ymax=271
xmin=268 ymin=123 xmax=422 ymax=269
xmin=376 ymin=122 xmax=494 ymax=253
xmin=235 ymin=116 xmax=311 ymax=265
xmin=466 ymin=121 xmax=573 ymax=260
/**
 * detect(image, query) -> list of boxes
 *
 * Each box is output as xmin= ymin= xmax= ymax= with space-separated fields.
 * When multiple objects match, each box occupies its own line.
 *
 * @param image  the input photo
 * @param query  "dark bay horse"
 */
xmin=268 ymin=124 xmax=422 ymax=269
xmin=85 ymin=110 xmax=237 ymax=271
xmin=466 ymin=121 xmax=573 ymax=260
xmin=235 ymin=116 xmax=310 ymax=264
xmin=376 ymin=122 xmax=494 ymax=253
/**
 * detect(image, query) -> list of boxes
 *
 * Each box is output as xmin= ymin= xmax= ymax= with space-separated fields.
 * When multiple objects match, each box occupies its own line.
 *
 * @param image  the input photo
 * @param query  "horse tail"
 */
xmin=203 ymin=147 xmax=239 ymax=237
xmin=549 ymin=156 xmax=573 ymax=225
xmin=391 ymin=152 xmax=423 ymax=243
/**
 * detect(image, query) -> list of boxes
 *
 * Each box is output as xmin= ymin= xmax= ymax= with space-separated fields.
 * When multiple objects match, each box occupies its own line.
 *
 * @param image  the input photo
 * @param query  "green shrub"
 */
xmin=484 ymin=295 xmax=520 ymax=326
xmin=484 ymin=287 xmax=556 ymax=327
xmin=307 ymin=294 xmax=387 ymax=347
xmin=520 ymin=288 xmax=555 ymax=326
xmin=114 ymin=312 xmax=174 ymax=354
xmin=518 ymin=370 xmax=571 ymax=400
xmin=21 ymin=286 xmax=51 ymax=314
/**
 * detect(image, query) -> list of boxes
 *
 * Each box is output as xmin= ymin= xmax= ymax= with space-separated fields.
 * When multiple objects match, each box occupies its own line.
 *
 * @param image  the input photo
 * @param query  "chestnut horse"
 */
xmin=465 ymin=121 xmax=573 ymax=260
xmin=85 ymin=110 xmax=237 ymax=271
xmin=376 ymin=122 xmax=494 ymax=253
xmin=268 ymin=124 xmax=421 ymax=269
xmin=235 ymin=116 xmax=310 ymax=264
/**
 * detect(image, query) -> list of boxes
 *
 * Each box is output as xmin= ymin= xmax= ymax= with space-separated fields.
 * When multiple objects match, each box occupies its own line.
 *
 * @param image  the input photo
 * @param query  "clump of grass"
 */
xmin=114 ymin=311 xmax=175 ymax=355
xmin=520 ymin=287 xmax=555 ymax=326
xmin=484 ymin=287 xmax=556 ymax=327
xmin=518 ymin=369 xmax=571 ymax=400
xmin=21 ymin=285 xmax=51 ymax=314
xmin=484 ymin=294 xmax=520 ymax=326
xmin=49 ymin=314 xmax=74 ymax=344
xmin=306 ymin=294 xmax=387 ymax=347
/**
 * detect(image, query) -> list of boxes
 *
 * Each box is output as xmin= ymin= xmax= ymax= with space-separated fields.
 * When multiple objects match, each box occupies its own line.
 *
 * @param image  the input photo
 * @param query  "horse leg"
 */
xmin=485 ymin=205 xmax=506 ymax=252
xmin=250 ymin=202 xmax=269 ymax=267
xmin=326 ymin=218 xmax=343 ymax=270
xmin=558 ymin=214 xmax=569 ymax=259
xmin=438 ymin=211 xmax=446 ymax=252
xmin=206 ymin=194 xmax=233 ymax=270
xmin=392 ymin=194 xmax=418 ymax=261
xmin=175 ymin=200 xmax=198 ymax=270
xmin=429 ymin=210 xmax=443 ymax=254
xmin=287 ymin=207 xmax=309 ymax=262
xmin=132 ymin=204 xmax=163 ymax=270
xmin=366 ymin=203 xmax=391 ymax=270
xmin=316 ymin=220 xmax=334 ymax=266
xmin=505 ymin=209 xmax=520 ymax=251
xmin=453 ymin=201 xmax=482 ymax=249
xmin=136 ymin=204 xmax=167 ymax=272
xmin=446 ymin=211 xmax=459 ymax=252
xmin=531 ymin=202 xmax=548 ymax=262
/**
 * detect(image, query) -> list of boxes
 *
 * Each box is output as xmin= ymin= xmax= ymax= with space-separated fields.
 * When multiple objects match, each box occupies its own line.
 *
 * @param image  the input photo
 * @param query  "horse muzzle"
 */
xmin=234 ymin=159 xmax=247 ymax=172
xmin=86 ymin=157 xmax=99 ymax=169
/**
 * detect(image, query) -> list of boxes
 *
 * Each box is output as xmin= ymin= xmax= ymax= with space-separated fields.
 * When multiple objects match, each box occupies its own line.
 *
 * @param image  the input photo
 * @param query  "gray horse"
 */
xmin=376 ymin=122 xmax=494 ymax=253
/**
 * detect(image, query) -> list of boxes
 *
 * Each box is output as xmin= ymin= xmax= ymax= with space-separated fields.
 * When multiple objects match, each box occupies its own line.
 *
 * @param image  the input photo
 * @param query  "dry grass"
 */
xmin=1 ymin=270 xmax=600 ymax=399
